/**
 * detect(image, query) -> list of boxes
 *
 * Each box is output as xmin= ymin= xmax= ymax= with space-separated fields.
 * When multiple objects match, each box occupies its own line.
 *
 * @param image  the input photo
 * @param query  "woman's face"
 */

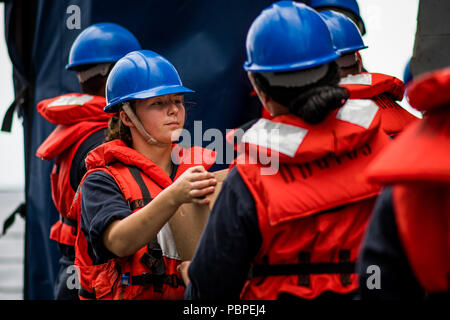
xmin=133 ymin=93 xmax=186 ymax=144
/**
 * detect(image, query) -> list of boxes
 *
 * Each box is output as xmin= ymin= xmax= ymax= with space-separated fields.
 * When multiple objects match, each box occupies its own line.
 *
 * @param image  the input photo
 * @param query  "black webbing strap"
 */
xmin=248 ymin=262 xmax=356 ymax=279
xmin=1 ymin=89 xmax=26 ymax=132
xmin=60 ymin=216 xmax=77 ymax=228
xmin=131 ymin=273 xmax=185 ymax=289
xmin=127 ymin=166 xmax=152 ymax=210
xmin=78 ymin=287 xmax=96 ymax=299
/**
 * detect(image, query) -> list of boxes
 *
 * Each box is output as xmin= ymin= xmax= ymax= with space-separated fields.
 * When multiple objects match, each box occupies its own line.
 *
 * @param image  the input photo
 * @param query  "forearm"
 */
xmin=103 ymin=186 xmax=180 ymax=257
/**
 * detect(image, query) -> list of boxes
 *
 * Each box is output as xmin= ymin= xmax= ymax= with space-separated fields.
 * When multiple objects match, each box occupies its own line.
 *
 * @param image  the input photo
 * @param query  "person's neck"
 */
xmin=265 ymin=100 xmax=290 ymax=117
xmin=340 ymin=66 xmax=361 ymax=78
xmin=132 ymin=137 xmax=173 ymax=177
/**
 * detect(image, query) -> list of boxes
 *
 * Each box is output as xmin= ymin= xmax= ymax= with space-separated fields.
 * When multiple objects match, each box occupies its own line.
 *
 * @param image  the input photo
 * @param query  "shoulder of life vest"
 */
xmin=340 ymin=72 xmax=405 ymax=101
xmin=235 ymin=99 xmax=389 ymax=225
xmin=35 ymin=121 xmax=108 ymax=161
xmin=233 ymin=99 xmax=384 ymax=164
xmin=366 ymin=107 xmax=450 ymax=185
xmin=37 ymin=93 xmax=111 ymax=125
xmin=393 ymin=183 xmax=450 ymax=293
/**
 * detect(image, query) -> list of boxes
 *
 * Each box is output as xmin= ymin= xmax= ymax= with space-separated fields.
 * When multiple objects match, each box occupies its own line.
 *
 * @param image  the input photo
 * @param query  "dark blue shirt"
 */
xmin=185 ymin=166 xmax=262 ymax=300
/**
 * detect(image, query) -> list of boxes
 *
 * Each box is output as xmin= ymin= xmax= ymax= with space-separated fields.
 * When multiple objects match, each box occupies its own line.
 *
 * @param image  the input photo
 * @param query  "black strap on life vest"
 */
xmin=78 ymin=273 xmax=184 ymax=300
xmin=126 ymin=166 xmax=153 ymax=210
xmin=248 ymin=251 xmax=354 ymax=287
xmin=60 ymin=216 xmax=77 ymax=228
xmin=78 ymin=287 xmax=96 ymax=300
xmin=247 ymin=262 xmax=356 ymax=279
xmin=131 ymin=273 xmax=185 ymax=289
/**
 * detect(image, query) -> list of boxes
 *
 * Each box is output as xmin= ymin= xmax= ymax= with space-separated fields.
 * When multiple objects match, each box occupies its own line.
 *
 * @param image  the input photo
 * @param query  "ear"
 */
xmin=247 ymin=72 xmax=271 ymax=107
xmin=119 ymin=109 xmax=134 ymax=128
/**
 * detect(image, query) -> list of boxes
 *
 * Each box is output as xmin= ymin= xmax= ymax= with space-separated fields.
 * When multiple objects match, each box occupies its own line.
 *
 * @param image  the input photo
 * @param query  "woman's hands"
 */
xmin=169 ymin=166 xmax=217 ymax=206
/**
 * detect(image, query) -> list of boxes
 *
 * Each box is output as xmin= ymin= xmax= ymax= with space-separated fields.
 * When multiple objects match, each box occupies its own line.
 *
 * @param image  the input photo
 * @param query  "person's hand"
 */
xmin=177 ymin=261 xmax=191 ymax=286
xmin=169 ymin=166 xmax=217 ymax=206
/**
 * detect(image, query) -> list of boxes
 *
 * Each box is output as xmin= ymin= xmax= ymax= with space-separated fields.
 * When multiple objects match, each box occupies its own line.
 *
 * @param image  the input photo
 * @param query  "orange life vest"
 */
xmin=340 ymin=72 xmax=419 ymax=137
xmin=366 ymin=68 xmax=450 ymax=294
xmin=228 ymin=99 xmax=391 ymax=300
xmin=35 ymin=93 xmax=111 ymax=246
xmin=73 ymin=139 xmax=216 ymax=300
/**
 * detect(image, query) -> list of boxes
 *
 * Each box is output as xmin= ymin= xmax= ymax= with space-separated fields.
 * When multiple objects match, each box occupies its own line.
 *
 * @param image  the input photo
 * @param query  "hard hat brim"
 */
xmin=244 ymin=52 xmax=340 ymax=73
xmin=104 ymin=85 xmax=194 ymax=113
xmin=65 ymin=56 xmax=123 ymax=70
xmin=337 ymin=45 xmax=368 ymax=55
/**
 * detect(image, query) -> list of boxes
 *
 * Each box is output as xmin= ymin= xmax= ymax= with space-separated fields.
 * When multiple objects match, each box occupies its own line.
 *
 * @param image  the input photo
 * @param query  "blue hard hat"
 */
xmin=66 ymin=22 xmax=141 ymax=70
xmin=104 ymin=50 xmax=194 ymax=113
xmin=403 ymin=59 xmax=413 ymax=84
xmin=309 ymin=0 xmax=366 ymax=35
xmin=244 ymin=1 xmax=339 ymax=73
xmin=320 ymin=10 xmax=367 ymax=55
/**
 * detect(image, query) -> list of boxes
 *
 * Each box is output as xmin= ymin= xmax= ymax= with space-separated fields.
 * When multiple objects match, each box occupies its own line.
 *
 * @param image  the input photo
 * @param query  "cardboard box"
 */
xmin=169 ymin=169 xmax=228 ymax=261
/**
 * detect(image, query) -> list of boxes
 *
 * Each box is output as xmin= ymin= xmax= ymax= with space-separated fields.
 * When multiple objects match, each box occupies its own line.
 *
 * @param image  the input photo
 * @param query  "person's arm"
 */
xmin=102 ymin=166 xmax=216 ymax=258
xmin=80 ymin=171 xmax=133 ymax=263
xmin=184 ymin=167 xmax=262 ymax=300
xmin=357 ymin=187 xmax=425 ymax=299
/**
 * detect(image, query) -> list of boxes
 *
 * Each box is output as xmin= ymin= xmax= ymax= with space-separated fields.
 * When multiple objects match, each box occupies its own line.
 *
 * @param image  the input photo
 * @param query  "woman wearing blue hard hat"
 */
xmin=180 ymin=1 xmax=391 ymax=300
xmin=309 ymin=0 xmax=366 ymax=35
xmin=35 ymin=22 xmax=141 ymax=300
xmin=72 ymin=50 xmax=217 ymax=300
xmin=320 ymin=10 xmax=419 ymax=138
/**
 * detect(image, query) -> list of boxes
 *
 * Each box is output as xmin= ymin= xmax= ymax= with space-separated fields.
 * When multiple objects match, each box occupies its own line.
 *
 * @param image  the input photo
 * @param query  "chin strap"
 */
xmin=122 ymin=102 xmax=169 ymax=147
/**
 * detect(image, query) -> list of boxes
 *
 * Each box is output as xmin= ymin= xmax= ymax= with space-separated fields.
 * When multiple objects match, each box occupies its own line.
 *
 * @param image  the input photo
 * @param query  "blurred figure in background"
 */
xmin=320 ymin=10 xmax=419 ymax=138
xmin=358 ymin=67 xmax=450 ymax=300
xmin=309 ymin=0 xmax=366 ymax=35
xmin=403 ymin=59 xmax=413 ymax=86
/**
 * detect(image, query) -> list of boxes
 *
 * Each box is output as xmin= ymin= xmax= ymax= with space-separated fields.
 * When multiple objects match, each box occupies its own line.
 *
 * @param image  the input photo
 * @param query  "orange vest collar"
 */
xmin=340 ymin=72 xmax=405 ymax=101
xmin=37 ymin=93 xmax=111 ymax=125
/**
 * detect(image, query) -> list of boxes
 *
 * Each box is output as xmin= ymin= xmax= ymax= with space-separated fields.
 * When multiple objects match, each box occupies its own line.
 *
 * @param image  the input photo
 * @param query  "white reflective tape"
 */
xmin=241 ymin=118 xmax=308 ymax=157
xmin=336 ymin=99 xmax=379 ymax=129
xmin=157 ymin=223 xmax=181 ymax=260
xmin=339 ymin=73 xmax=372 ymax=86
xmin=48 ymin=95 xmax=94 ymax=107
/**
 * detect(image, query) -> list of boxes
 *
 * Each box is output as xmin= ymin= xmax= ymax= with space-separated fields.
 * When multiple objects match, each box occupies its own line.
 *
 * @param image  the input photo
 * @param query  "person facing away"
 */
xmin=357 ymin=67 xmax=450 ymax=301
xmin=309 ymin=0 xmax=367 ymax=35
xmin=180 ymin=1 xmax=391 ymax=301
xmin=319 ymin=10 xmax=419 ymax=138
xmin=72 ymin=50 xmax=217 ymax=300
xmin=35 ymin=22 xmax=141 ymax=300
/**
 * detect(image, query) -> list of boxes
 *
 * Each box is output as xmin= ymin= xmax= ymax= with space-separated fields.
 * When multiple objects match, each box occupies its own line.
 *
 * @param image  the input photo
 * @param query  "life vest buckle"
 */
xmin=140 ymin=240 xmax=166 ymax=275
